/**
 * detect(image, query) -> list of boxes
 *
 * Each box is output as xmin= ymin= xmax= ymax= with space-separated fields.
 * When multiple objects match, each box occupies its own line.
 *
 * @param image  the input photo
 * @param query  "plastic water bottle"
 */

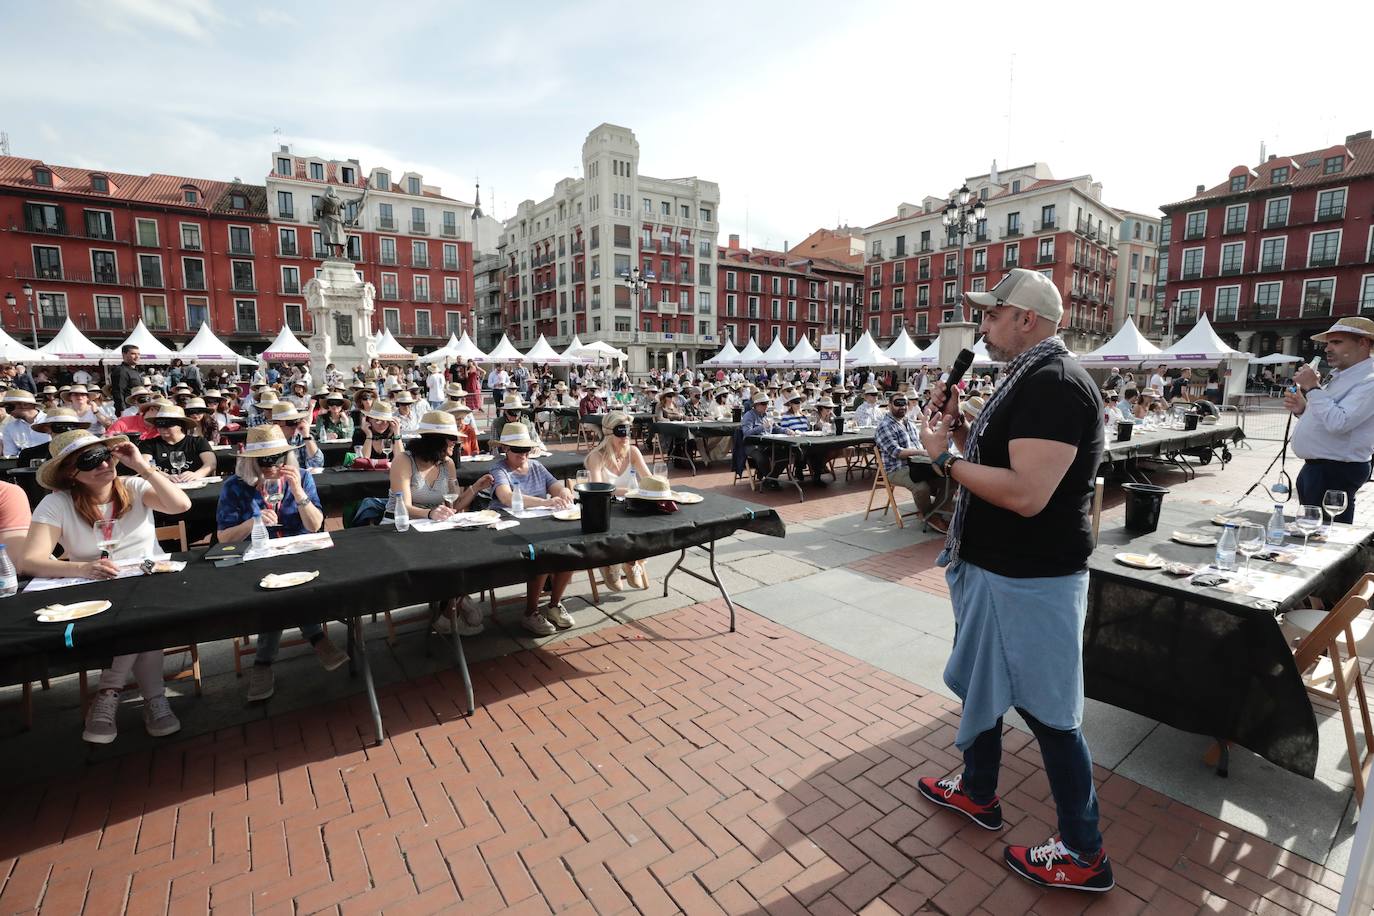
xmin=250 ymin=507 xmax=269 ymax=553
xmin=1215 ymin=523 xmax=1238 ymax=571
xmin=628 ymin=469 xmax=639 ymax=493
xmin=0 ymin=544 xmax=16 ymax=598
xmin=392 ymin=492 xmax=410 ymax=532
xmin=1266 ymin=504 xmax=1287 ymax=547
xmin=509 ymin=485 xmax=524 ymax=517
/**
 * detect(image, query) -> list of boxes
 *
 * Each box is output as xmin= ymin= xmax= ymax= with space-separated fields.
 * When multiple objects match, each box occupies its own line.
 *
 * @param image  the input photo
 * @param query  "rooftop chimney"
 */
xmin=728 ymin=233 xmax=740 ymax=249
xmin=1268 ymin=154 xmax=1277 ymax=162
xmin=1347 ymin=130 xmax=1372 ymax=144
xmin=1196 ymin=184 xmax=1205 ymax=194
xmin=782 ymin=240 xmax=788 ymax=251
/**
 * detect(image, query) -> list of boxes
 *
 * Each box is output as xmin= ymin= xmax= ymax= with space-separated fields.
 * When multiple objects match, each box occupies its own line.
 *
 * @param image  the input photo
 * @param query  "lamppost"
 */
xmin=1165 ymin=295 xmax=1181 ymax=346
xmin=622 ymin=266 xmax=651 ymax=366
xmin=6 ymin=283 xmax=39 ymax=349
xmin=941 ymin=184 xmax=987 ymax=323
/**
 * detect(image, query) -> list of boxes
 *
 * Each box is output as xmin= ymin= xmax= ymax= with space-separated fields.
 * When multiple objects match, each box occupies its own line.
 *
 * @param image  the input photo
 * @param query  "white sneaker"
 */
xmin=143 ymin=695 xmax=181 ymax=738
xmin=522 ymin=612 xmax=557 ymax=636
xmin=246 ymin=664 xmax=275 ymax=702
xmin=542 ymin=602 xmax=575 ymax=630
xmin=455 ymin=597 xmax=484 ymax=636
xmin=82 ymin=689 xmax=120 ymax=745
xmin=601 ymin=566 xmax=623 ymax=592
xmin=629 ymin=562 xmax=648 ymax=590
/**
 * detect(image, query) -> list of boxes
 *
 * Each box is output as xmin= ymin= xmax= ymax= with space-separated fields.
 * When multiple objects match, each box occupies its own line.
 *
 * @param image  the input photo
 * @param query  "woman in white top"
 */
xmin=24 ymin=430 xmax=191 ymax=745
xmin=584 ymin=411 xmax=652 ymax=592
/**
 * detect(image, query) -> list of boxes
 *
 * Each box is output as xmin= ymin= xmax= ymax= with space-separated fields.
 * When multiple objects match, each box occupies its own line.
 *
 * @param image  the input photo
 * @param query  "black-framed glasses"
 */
xmin=133 ymin=396 xmax=152 ymax=404
xmin=255 ymin=452 xmax=288 ymax=467
xmin=75 ymin=447 xmax=113 ymax=471
xmin=890 ymin=400 xmax=909 ymax=408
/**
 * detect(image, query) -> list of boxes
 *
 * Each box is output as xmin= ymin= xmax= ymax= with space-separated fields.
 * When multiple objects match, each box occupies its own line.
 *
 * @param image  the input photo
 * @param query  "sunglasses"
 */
xmin=255 ymin=452 xmax=288 ymax=467
xmin=133 ymin=396 xmax=152 ymax=404
xmin=890 ymin=400 xmax=909 ymax=408
xmin=154 ymin=419 xmax=187 ymax=429
xmin=75 ymin=447 xmax=113 ymax=471
xmin=505 ymin=446 xmax=532 ymax=455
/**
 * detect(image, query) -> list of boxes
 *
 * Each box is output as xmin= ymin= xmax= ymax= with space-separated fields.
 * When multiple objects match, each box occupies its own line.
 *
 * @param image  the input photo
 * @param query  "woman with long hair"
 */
xmin=584 ymin=411 xmax=651 ymax=591
xmin=464 ymin=360 xmax=482 ymax=412
xmin=24 ymin=430 xmax=192 ymax=744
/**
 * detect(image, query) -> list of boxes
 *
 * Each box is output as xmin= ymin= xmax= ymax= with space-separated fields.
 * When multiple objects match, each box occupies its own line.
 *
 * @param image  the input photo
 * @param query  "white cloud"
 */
xmin=85 ymin=0 xmax=225 ymax=40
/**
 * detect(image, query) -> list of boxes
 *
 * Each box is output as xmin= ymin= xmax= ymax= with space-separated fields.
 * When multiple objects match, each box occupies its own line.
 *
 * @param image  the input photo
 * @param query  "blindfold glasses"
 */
xmin=505 ymin=446 xmax=532 ymax=454
xmin=612 ymin=425 xmax=631 ymax=437
xmin=890 ymin=400 xmax=909 ymax=408
xmin=152 ymin=419 xmax=182 ymax=429
xmin=255 ymin=452 xmax=288 ymax=467
xmin=75 ymin=447 xmax=113 ymax=471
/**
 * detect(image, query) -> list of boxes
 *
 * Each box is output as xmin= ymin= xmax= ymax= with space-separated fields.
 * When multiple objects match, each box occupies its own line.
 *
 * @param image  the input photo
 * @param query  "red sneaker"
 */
xmin=916 ymin=774 xmax=1003 ymax=830
xmin=1004 ymin=837 xmax=1114 ymax=892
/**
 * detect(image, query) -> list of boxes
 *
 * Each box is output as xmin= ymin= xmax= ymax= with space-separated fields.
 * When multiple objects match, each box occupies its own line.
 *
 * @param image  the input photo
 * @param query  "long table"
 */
xmin=1101 ymin=423 xmax=1243 ymax=481
xmin=0 ymin=491 xmax=785 ymax=743
xmin=746 ymin=431 xmax=877 ymax=501
xmin=1086 ymin=501 xmax=1372 ymax=778
xmin=652 ymin=420 xmax=740 ymax=475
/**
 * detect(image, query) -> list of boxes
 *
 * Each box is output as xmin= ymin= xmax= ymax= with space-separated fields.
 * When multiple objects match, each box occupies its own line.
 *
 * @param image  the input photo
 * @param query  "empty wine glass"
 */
xmin=1322 ymin=489 xmax=1348 ymax=528
xmin=92 ymin=517 xmax=117 ymax=559
xmin=169 ymin=452 xmax=188 ymax=476
xmin=1236 ymin=523 xmax=1265 ymax=582
xmin=263 ymin=478 xmax=284 ymax=513
xmin=650 ymin=460 xmax=667 ymax=479
xmin=575 ymin=470 xmax=590 ymax=499
xmin=1296 ymin=504 xmax=1323 ymax=553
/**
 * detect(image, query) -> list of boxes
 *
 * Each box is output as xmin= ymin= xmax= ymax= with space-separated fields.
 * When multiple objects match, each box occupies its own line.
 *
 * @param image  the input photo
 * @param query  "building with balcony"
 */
xmin=500 ymin=123 xmax=720 ymax=371
xmin=863 ymin=162 xmax=1122 ymax=352
xmin=1160 ymin=130 xmax=1374 ymax=360
xmin=0 ymin=155 xmax=276 ymax=351
xmin=264 ymin=146 xmax=475 ymax=351
xmin=472 ymin=251 xmax=505 ymax=352
xmin=1114 ymin=210 xmax=1163 ymax=340
xmin=716 ymin=235 xmax=861 ymax=350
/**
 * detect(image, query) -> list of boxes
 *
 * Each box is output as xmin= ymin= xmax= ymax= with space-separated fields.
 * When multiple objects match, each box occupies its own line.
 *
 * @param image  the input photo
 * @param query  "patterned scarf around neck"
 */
xmin=944 ymin=335 xmax=1070 ymax=561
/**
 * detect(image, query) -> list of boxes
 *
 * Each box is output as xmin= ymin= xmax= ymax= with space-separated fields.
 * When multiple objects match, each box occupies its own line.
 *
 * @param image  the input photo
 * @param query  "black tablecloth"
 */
xmin=0 ymin=491 xmax=784 ymax=684
xmin=653 ymin=420 xmax=740 ymax=443
xmin=1086 ymin=502 xmax=1372 ymax=777
xmin=746 ymin=431 xmax=876 ymax=454
xmin=1102 ymin=423 xmax=1243 ymax=462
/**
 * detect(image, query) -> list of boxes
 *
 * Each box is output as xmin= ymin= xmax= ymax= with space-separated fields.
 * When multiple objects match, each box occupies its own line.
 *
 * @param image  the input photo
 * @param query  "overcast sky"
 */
xmin=3 ymin=0 xmax=1368 ymax=249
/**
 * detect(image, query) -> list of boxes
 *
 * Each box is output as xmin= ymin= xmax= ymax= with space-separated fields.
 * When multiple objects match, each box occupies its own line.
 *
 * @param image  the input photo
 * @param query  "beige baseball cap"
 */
xmin=966 ymin=267 xmax=1063 ymax=323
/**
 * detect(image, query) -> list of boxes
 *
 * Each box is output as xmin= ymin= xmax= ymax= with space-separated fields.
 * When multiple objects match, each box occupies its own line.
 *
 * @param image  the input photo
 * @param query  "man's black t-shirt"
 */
xmin=958 ymin=354 xmax=1103 ymax=578
xmin=139 ymin=434 xmax=211 ymax=474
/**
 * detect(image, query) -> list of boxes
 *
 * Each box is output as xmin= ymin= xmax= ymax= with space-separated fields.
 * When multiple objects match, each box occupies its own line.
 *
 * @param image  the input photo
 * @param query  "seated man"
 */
xmin=874 ymin=393 xmax=939 ymax=526
xmin=740 ymin=392 xmax=787 ymax=487
xmin=854 ymin=384 xmax=884 ymax=427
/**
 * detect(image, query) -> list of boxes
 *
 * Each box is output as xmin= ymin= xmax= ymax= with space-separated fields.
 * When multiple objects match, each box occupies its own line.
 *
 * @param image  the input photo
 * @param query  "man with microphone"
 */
xmin=913 ymin=268 xmax=1113 ymax=893
xmin=1284 ymin=317 xmax=1374 ymax=522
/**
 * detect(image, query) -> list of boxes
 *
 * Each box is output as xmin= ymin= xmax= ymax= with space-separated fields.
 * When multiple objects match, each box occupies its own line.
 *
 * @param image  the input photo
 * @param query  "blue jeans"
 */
xmin=962 ymin=708 xmax=1102 ymax=857
xmin=255 ymin=623 xmax=324 ymax=665
xmin=1297 ymin=459 xmax=1368 ymax=524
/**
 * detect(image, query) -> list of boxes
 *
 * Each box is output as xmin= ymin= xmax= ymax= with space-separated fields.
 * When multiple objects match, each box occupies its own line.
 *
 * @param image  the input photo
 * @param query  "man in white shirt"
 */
xmin=1148 ymin=365 xmax=1166 ymax=395
xmin=1285 ymin=318 xmax=1374 ymax=522
xmin=72 ymin=367 xmax=93 ymax=387
xmin=1 ymin=389 xmax=47 ymax=456
xmin=426 ymin=365 xmax=446 ymax=409
xmin=854 ymin=383 xmax=884 ymax=427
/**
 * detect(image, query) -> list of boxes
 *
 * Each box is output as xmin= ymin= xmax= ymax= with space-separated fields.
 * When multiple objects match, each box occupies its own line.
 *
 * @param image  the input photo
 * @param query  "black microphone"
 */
xmin=942 ymin=348 xmax=976 ymax=390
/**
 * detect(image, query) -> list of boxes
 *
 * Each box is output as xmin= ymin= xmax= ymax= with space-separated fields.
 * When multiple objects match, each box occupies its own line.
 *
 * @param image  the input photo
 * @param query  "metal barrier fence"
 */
xmin=1238 ymin=402 xmax=1292 ymax=442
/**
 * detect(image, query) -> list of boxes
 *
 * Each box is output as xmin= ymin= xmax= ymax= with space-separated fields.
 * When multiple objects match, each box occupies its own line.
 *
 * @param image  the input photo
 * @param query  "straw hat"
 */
xmin=149 ymin=403 xmax=191 ymax=427
xmin=324 ymin=390 xmax=349 ymax=404
xmin=363 ymin=401 xmax=395 ymax=422
xmin=814 ymin=398 xmax=837 ymax=410
xmin=2 ymin=388 xmax=37 ymax=406
xmin=202 ymin=388 xmax=224 ymax=401
xmin=38 ymin=430 xmax=131 ymax=490
xmin=555 ymin=381 xmax=568 ymax=391
xmin=41 ymin=385 xmax=58 ymax=396
xmin=497 ymin=422 xmax=540 ymax=449
xmin=862 ymin=383 xmax=880 ymax=395
xmin=1312 ymin=317 xmax=1374 ymax=342
xmin=31 ymin=407 xmax=86 ymax=434
xmin=751 ymin=392 xmax=771 ymax=404
xmin=183 ymin=397 xmax=208 ymax=413
xmin=269 ymin=402 xmax=306 ymax=423
xmin=256 ymin=389 xmax=280 ymax=406
xmin=440 ymin=399 xmax=473 ymax=415
xmin=393 ymin=391 xmax=415 ymax=405
xmin=501 ymin=392 xmax=528 ymax=410
xmin=627 ymin=474 xmax=686 ymax=503
xmin=63 ymin=384 xmax=90 ymax=398
xmin=313 ymin=386 xmax=332 ymax=398
xmin=959 ymin=396 xmax=986 ymax=420
xmin=239 ymin=424 xmax=295 ymax=460
xmin=124 ymin=385 xmax=154 ymax=405
xmin=444 ymin=383 xmax=468 ymax=398
xmin=414 ymin=410 xmax=459 ymax=437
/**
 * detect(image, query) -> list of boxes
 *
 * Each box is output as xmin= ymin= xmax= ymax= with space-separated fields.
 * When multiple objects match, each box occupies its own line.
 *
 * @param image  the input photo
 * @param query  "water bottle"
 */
xmin=392 ymin=492 xmax=410 ymax=532
xmin=250 ymin=507 xmax=269 ymax=553
xmin=0 ymin=544 xmax=17 ymax=598
xmin=628 ymin=469 xmax=639 ymax=494
xmin=510 ymin=485 xmax=524 ymax=517
xmin=1266 ymin=504 xmax=1286 ymax=547
xmin=1215 ymin=523 xmax=1238 ymax=571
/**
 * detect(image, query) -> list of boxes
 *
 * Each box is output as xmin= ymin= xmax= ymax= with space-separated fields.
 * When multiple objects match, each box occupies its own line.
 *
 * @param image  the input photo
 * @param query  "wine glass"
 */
xmin=575 ymin=470 xmax=590 ymax=499
xmin=380 ymin=438 xmax=393 ymax=461
xmin=1322 ymin=489 xmax=1348 ymax=529
xmin=169 ymin=452 xmax=188 ymax=476
xmin=93 ymin=517 xmax=117 ymax=559
xmin=650 ymin=460 xmax=667 ymax=480
xmin=1236 ymin=523 xmax=1265 ymax=582
xmin=263 ymin=478 xmax=285 ymax=515
xmin=441 ymin=491 xmax=460 ymax=511
xmin=1296 ymin=504 xmax=1323 ymax=553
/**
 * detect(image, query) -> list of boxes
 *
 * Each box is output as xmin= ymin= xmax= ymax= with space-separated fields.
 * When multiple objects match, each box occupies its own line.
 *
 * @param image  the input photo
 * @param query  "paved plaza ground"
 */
xmin=0 ymin=419 xmax=1366 ymax=914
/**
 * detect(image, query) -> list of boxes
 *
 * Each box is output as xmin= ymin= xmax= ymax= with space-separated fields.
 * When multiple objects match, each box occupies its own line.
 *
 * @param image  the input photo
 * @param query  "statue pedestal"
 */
xmin=305 ymin=258 xmax=376 ymax=385
xmin=936 ymin=321 xmax=978 ymax=366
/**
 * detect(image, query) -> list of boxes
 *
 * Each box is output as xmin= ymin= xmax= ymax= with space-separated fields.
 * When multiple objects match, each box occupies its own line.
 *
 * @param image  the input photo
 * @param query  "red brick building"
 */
xmin=716 ymin=236 xmax=862 ymax=348
xmin=1160 ymin=130 xmax=1374 ymax=360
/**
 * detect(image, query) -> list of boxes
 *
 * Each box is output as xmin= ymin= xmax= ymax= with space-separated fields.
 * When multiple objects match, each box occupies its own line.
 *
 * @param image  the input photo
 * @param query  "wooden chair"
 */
xmin=1091 ymin=476 xmax=1105 ymax=545
xmin=577 ymin=421 xmax=600 ymax=453
xmin=864 ymin=454 xmax=920 ymax=529
xmin=1293 ymin=572 xmax=1374 ymax=803
xmin=78 ymin=521 xmax=201 ymax=711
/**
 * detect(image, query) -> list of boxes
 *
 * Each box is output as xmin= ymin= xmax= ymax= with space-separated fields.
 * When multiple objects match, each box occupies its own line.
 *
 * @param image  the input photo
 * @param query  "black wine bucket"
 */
xmin=731 ymin=406 xmax=743 ymax=422
xmin=1184 ymin=413 xmax=1200 ymax=430
xmin=834 ymin=416 xmax=846 ymax=436
xmin=1116 ymin=420 xmax=1134 ymax=442
xmin=1122 ymin=482 xmax=1169 ymax=533
xmin=575 ymin=482 xmax=615 ymax=534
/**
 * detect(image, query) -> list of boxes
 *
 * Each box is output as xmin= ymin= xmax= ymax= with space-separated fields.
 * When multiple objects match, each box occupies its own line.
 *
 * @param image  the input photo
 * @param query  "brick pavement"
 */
xmin=0 ymin=599 xmax=1349 ymax=914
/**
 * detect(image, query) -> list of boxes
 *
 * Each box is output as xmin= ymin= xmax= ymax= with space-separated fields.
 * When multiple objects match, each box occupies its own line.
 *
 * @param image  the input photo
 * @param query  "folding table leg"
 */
xmin=346 ymin=616 xmax=385 ymax=746
xmin=450 ymin=627 xmax=475 ymax=715
xmin=660 ymin=541 xmax=737 ymax=632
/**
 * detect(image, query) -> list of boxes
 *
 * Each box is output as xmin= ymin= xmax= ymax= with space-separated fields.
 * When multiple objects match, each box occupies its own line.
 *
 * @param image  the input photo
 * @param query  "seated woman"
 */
xmin=388 ymin=411 xmax=493 ymax=635
xmin=490 ymin=422 xmax=576 ymax=636
xmin=20 ymin=408 xmax=88 ymax=465
xmin=392 ymin=391 xmax=420 ymax=435
xmin=349 ymin=387 xmax=376 ymax=431
xmin=585 ymin=412 xmax=651 ymax=592
xmin=352 ymin=401 xmax=401 ymax=461
xmin=216 ymin=425 xmax=345 ymax=702
xmin=139 ymin=403 xmax=216 ymax=482
xmin=182 ymin=397 xmax=219 ymax=446
xmin=314 ymin=391 xmax=354 ymax=443
xmin=441 ymin=400 xmax=481 ymax=456
xmin=654 ymin=390 xmax=684 ymax=422
xmin=532 ymin=388 xmax=559 ymax=439
xmin=24 ymin=430 xmax=192 ymax=744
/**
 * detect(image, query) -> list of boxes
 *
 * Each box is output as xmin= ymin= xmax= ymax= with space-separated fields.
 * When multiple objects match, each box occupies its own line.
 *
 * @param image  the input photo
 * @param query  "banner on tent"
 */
xmin=820 ymin=334 xmax=844 ymax=374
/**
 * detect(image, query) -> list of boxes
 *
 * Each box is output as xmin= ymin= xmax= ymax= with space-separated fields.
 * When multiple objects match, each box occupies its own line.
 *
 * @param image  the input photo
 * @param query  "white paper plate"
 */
xmin=675 ymin=492 xmax=704 ymax=504
xmin=259 ymin=570 xmax=320 ymax=589
xmin=1171 ymin=530 xmax=1217 ymax=547
xmin=1114 ymin=552 xmax=1164 ymax=570
xmin=552 ymin=508 xmax=581 ymax=521
xmin=36 ymin=600 xmax=112 ymax=623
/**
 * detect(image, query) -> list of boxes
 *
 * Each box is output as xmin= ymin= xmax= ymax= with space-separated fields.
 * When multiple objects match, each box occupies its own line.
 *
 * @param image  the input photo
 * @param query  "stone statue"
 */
xmin=315 ymin=186 xmax=349 ymax=259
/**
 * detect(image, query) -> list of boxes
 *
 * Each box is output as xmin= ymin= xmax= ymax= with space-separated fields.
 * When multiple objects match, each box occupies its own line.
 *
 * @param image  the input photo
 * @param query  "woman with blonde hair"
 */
xmin=24 ymin=430 xmax=192 ymax=744
xmin=584 ymin=411 xmax=651 ymax=591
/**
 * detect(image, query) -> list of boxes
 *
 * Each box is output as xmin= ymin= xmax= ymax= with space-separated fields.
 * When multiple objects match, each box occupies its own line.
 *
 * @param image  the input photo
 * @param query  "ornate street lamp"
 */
xmin=941 ymin=184 xmax=987 ymax=323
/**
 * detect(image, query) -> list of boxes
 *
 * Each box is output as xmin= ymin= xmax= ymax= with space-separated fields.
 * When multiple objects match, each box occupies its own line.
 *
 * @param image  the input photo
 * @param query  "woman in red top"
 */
xmin=464 ymin=361 xmax=482 ymax=412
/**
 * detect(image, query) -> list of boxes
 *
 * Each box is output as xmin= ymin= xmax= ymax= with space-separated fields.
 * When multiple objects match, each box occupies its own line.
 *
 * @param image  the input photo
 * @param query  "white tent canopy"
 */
xmin=1160 ymin=314 xmax=1248 ymax=364
xmin=882 ymin=329 xmax=928 ymax=367
xmin=261 ymin=325 xmax=311 ymax=363
xmin=846 ymin=331 xmax=897 ymax=368
xmin=0 ymin=327 xmax=51 ymax=364
xmin=178 ymin=323 xmax=245 ymax=366
xmin=734 ymin=338 xmax=765 ymax=365
xmin=1251 ymin=352 xmax=1302 ymax=365
xmin=787 ymin=336 xmax=820 ymax=366
xmin=483 ymin=334 xmax=525 ymax=363
xmin=114 ymin=320 xmax=178 ymax=363
xmin=523 ymin=335 xmax=566 ymax=365
xmin=38 ymin=319 xmax=114 ymax=364
xmin=373 ymin=328 xmax=416 ymax=361
xmin=702 ymin=339 xmax=740 ymax=367
xmin=759 ymin=335 xmax=792 ymax=366
xmin=417 ymin=333 xmax=461 ymax=365
xmin=570 ymin=339 xmax=628 ymax=362
xmin=970 ymin=337 xmax=1002 ymax=367
xmin=1076 ymin=318 xmax=1163 ymax=366
xmin=559 ymin=335 xmax=593 ymax=365
xmin=452 ymin=332 xmax=488 ymax=363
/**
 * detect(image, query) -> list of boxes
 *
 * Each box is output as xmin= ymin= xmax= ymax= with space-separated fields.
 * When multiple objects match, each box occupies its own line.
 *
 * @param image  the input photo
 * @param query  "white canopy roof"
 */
xmin=560 ymin=335 xmax=593 ymax=365
xmin=702 ymin=339 xmax=740 ymax=367
xmin=451 ymin=332 xmax=487 ymax=363
xmin=523 ymin=335 xmax=567 ymax=365
xmin=483 ymin=334 xmax=525 ymax=363
xmin=882 ymin=329 xmax=929 ymax=367
xmin=570 ymin=339 xmax=628 ymax=362
xmin=0 ymin=327 xmax=51 ymax=364
xmin=760 ymin=335 xmax=793 ymax=366
xmin=1076 ymin=318 xmax=1163 ymax=366
xmin=1251 ymin=352 xmax=1303 ymax=365
xmin=787 ymin=336 xmax=820 ymax=366
xmin=114 ymin=320 xmax=178 ymax=363
xmin=178 ymin=323 xmax=243 ymax=365
xmin=970 ymin=337 xmax=1002 ymax=367
xmin=1160 ymin=314 xmax=1247 ymax=364
xmin=374 ymin=328 xmax=416 ymax=361
xmin=37 ymin=319 xmax=114 ymax=364
xmin=734 ymin=338 xmax=765 ymax=365
xmin=261 ymin=325 xmax=311 ymax=362
xmin=417 ymin=333 xmax=460 ymax=365
xmin=846 ymin=331 xmax=897 ymax=367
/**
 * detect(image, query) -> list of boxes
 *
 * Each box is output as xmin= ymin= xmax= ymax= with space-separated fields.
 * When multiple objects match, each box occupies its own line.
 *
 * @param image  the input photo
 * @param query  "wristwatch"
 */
xmin=932 ymin=451 xmax=962 ymax=477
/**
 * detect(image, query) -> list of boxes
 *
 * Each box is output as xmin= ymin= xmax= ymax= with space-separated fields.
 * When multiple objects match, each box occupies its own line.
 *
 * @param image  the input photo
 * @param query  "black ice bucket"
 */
xmin=834 ymin=416 xmax=846 ymax=436
xmin=1122 ymin=482 xmax=1169 ymax=534
xmin=574 ymin=482 xmax=615 ymax=534
xmin=731 ymin=406 xmax=743 ymax=422
xmin=1116 ymin=420 xmax=1134 ymax=442
xmin=1184 ymin=413 xmax=1200 ymax=431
